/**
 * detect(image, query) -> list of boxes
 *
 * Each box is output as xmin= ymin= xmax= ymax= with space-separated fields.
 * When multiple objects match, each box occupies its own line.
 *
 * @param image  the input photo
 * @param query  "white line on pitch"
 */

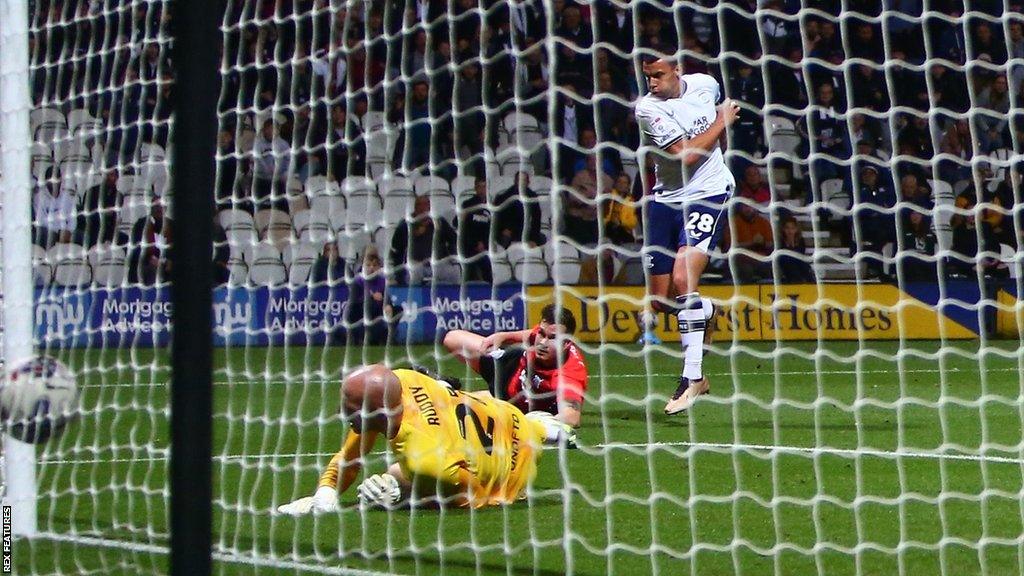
xmin=593 ymin=440 xmax=1024 ymax=465
xmin=75 ymin=366 xmax=1023 ymax=388
xmin=35 ymin=531 xmax=406 ymax=576
xmin=40 ymin=442 xmax=1024 ymax=466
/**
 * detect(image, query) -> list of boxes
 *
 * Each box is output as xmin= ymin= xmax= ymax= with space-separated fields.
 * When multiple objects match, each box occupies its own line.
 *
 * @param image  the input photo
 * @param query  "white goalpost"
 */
xmin=0 ymin=0 xmax=38 ymax=538
xmin=4 ymin=0 xmax=1024 ymax=575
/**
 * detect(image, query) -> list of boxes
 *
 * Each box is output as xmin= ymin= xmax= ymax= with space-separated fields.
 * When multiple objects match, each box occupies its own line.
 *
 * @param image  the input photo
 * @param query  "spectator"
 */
xmin=454 ymin=63 xmax=485 ymax=158
xmin=738 ymin=165 xmax=771 ymax=205
xmin=930 ymin=64 xmax=970 ymax=114
xmin=1010 ymin=21 xmax=1024 ymax=89
xmin=33 ymin=168 xmax=76 ymax=248
xmin=311 ymin=241 xmax=346 ymax=285
xmin=397 ymin=81 xmax=432 ymax=171
xmin=572 ymin=152 xmax=614 ymax=200
xmin=768 ymin=44 xmax=810 ymax=111
xmin=573 ymin=128 xmax=621 ymax=178
xmin=493 ymin=172 xmax=546 ymax=248
xmin=212 ymin=216 xmax=230 ymax=285
xmin=129 ymin=201 xmax=172 ymax=285
xmin=898 ymin=211 xmax=938 ymax=282
xmin=974 ymin=74 xmax=1011 ymax=152
xmin=853 ymin=165 xmax=896 ymax=278
xmin=216 ymin=128 xmax=246 ymax=211
xmin=728 ymin=202 xmax=774 ymax=283
xmin=938 ymin=118 xmax=973 ymax=184
xmin=345 ymin=249 xmax=391 ymax=345
xmin=253 ymin=119 xmax=291 ymax=210
xmin=989 ymin=166 xmax=1020 ymax=248
xmin=458 ymin=175 xmax=493 ymax=282
xmin=777 ymin=217 xmax=815 ymax=283
xmin=603 ymin=174 xmax=638 ymax=246
xmin=726 ymin=61 xmax=765 ymax=154
xmin=799 ymin=83 xmax=850 ymax=187
xmin=75 ymin=169 xmax=121 ymax=247
xmin=388 ymin=195 xmax=460 ymax=285
xmin=328 ymin=104 xmax=366 ymax=179
xmin=898 ymin=173 xmax=933 ymax=227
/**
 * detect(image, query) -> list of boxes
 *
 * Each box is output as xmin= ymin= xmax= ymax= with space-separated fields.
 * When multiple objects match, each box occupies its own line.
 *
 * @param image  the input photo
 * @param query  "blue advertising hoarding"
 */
xmin=33 ymin=284 xmax=527 ymax=348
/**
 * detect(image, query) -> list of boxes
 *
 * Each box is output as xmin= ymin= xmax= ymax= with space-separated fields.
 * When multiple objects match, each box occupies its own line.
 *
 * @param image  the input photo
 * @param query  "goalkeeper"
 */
xmin=277 ymin=364 xmax=570 ymax=514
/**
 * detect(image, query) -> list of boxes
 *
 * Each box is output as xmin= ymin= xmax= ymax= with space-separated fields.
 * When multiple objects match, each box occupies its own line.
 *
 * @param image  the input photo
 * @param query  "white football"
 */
xmin=0 ymin=356 xmax=79 ymax=444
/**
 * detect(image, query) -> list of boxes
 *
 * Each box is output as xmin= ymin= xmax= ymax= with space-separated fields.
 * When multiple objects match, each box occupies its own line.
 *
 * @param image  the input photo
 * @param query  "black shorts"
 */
xmin=477 ymin=346 xmax=525 ymax=400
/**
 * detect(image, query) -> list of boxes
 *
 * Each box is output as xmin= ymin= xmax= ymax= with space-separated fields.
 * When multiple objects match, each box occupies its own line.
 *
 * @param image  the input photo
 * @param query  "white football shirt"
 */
xmin=634 ymin=73 xmax=735 ymax=203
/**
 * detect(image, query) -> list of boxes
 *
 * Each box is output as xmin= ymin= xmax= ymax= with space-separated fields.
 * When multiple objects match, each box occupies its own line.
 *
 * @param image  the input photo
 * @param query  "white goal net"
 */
xmin=10 ymin=0 xmax=1024 ymax=575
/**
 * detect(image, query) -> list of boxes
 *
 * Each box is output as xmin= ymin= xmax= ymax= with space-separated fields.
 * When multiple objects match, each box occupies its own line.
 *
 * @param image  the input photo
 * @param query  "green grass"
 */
xmin=13 ymin=340 xmax=1024 ymax=575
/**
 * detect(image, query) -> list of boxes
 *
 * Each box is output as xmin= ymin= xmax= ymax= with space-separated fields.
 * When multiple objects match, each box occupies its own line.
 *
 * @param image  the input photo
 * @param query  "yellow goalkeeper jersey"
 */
xmin=389 ymin=369 xmax=545 ymax=507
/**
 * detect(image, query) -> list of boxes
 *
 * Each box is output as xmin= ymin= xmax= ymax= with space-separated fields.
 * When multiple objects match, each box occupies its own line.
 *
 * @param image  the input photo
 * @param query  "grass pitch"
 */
xmin=14 ymin=339 xmax=1024 ymax=575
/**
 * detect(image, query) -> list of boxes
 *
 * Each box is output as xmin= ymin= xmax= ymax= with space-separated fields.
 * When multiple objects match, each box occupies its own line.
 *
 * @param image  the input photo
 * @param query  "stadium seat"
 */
xmin=767 ymin=116 xmax=801 ymax=156
xmin=293 ymin=209 xmax=333 ymax=244
xmin=31 ymin=108 xmax=67 ymax=141
xmin=345 ymin=192 xmax=384 ymax=231
xmin=247 ymin=244 xmax=287 ymax=286
xmin=309 ymin=196 xmax=346 ymax=232
xmin=374 ymin=225 xmax=397 ymax=254
xmin=451 ymin=176 xmax=477 ymax=202
xmin=487 ymin=175 xmax=514 ymax=202
xmin=31 ymin=156 xmax=54 ymax=182
xmin=550 ymin=259 xmax=581 ymax=285
xmin=50 ymin=243 xmax=91 ymax=287
xmin=382 ymin=189 xmax=417 ymax=227
xmin=490 ymin=259 xmax=513 ymax=285
xmin=283 ymin=242 xmax=320 ymax=285
xmin=32 ymin=244 xmax=52 ymax=286
xmin=60 ymin=160 xmax=100 ymax=194
xmin=117 ymin=196 xmax=151 ymax=236
xmin=430 ymin=191 xmax=457 ymax=221
xmin=413 ymin=175 xmax=449 ymax=197
xmin=365 ymin=132 xmax=389 ymax=166
xmin=821 ymin=179 xmax=849 ymax=213
xmin=339 ymin=229 xmax=373 ymax=265
xmin=543 ymin=239 xmax=581 ymax=265
xmin=53 ymin=139 xmax=92 ymax=165
xmin=226 ymin=258 xmax=248 ymax=284
xmin=380 ymin=175 xmax=415 ymax=198
xmin=513 ymin=258 xmax=549 ymax=285
xmin=66 ymin=109 xmax=96 ymax=133
xmin=88 ymin=244 xmax=127 ymax=286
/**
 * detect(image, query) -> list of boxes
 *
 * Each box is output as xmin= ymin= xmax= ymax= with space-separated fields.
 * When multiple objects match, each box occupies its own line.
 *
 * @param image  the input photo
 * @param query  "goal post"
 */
xmin=0 ymin=0 xmax=38 ymax=538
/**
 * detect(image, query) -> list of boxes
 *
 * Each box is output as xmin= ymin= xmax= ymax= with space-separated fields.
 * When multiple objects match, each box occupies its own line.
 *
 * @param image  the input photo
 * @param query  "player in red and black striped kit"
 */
xmin=442 ymin=304 xmax=588 ymax=428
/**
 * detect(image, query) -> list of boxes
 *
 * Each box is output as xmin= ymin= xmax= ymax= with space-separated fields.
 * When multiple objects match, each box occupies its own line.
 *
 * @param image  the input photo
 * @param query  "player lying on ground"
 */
xmin=634 ymin=50 xmax=741 ymax=415
xmin=442 ymin=304 xmax=587 ymax=427
xmin=277 ymin=364 xmax=573 ymax=514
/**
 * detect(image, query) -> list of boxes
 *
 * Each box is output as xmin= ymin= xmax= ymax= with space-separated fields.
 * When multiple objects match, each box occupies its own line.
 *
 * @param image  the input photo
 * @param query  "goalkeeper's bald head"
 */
xmin=341 ymin=364 xmax=404 ymax=437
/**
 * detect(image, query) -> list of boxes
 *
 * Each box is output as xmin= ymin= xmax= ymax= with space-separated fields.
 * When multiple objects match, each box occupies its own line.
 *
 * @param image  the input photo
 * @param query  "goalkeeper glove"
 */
xmin=357 ymin=473 xmax=403 ymax=509
xmin=525 ymin=411 xmax=578 ymax=449
xmin=276 ymin=485 xmax=339 ymax=516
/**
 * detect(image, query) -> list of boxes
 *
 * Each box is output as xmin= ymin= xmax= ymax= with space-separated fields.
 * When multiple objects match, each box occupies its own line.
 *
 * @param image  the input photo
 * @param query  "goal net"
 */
xmin=11 ymin=0 xmax=1024 ymax=574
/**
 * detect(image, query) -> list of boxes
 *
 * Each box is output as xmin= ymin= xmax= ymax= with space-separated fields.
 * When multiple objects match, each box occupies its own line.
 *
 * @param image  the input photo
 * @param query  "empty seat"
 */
xmin=33 ymin=244 xmax=53 ymax=286
xmin=311 ymin=196 xmax=347 ymax=232
xmin=254 ymin=209 xmax=291 ymax=235
xmin=284 ymin=242 xmax=320 ymax=285
xmin=31 ymin=108 xmax=67 ymax=141
xmin=294 ymin=209 xmax=333 ymax=243
xmin=491 ymin=260 xmax=513 ymax=285
xmin=514 ymin=258 xmax=549 ymax=284
xmin=382 ymin=192 xmax=416 ymax=227
xmin=88 ymin=244 xmax=127 ymax=286
xmin=49 ymin=243 xmax=91 ymax=286
xmin=413 ymin=175 xmax=450 ymax=197
xmin=345 ymin=193 xmax=383 ymax=230
xmin=247 ymin=244 xmax=287 ymax=286
xmin=550 ymin=259 xmax=581 ymax=284
xmin=452 ymin=175 xmax=478 ymax=202
xmin=544 ymin=240 xmax=581 ymax=265
xmin=380 ymin=175 xmax=415 ymax=198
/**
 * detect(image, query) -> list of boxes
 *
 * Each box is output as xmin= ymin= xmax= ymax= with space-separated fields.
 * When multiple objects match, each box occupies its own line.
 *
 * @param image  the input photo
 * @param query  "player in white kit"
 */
xmin=633 ymin=53 xmax=741 ymax=415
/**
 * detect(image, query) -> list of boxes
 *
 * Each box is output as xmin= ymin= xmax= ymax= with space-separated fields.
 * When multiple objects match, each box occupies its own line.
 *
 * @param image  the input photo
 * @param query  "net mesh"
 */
xmin=12 ymin=0 xmax=1024 ymax=575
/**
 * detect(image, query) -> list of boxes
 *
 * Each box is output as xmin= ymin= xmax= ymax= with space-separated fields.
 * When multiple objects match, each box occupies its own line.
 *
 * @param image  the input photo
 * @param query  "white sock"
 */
xmin=677 ymin=293 xmax=705 ymax=381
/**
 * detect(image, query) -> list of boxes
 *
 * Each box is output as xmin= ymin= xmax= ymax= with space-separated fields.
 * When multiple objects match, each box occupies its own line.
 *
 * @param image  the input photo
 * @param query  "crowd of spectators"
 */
xmin=27 ymin=0 xmax=1024 ymax=289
